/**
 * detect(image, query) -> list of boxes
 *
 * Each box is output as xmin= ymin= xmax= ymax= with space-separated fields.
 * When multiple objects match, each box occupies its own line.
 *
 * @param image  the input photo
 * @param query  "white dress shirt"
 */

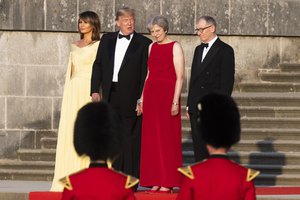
xmin=113 ymin=32 xmax=133 ymax=82
xmin=201 ymin=35 xmax=218 ymax=62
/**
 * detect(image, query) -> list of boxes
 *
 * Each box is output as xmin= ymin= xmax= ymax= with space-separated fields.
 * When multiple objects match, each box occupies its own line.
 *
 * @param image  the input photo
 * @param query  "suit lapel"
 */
xmin=108 ymin=32 xmax=118 ymax=76
xmin=109 ymin=32 xmax=118 ymax=55
xmin=190 ymin=46 xmax=202 ymax=83
xmin=120 ymin=32 xmax=138 ymax=71
xmin=196 ymin=46 xmax=204 ymax=70
xmin=197 ymin=38 xmax=221 ymax=74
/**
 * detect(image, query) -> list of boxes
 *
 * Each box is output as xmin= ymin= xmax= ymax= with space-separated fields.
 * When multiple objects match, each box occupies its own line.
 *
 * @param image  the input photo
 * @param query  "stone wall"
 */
xmin=0 ymin=0 xmax=300 ymax=159
xmin=1 ymin=0 xmax=299 ymax=36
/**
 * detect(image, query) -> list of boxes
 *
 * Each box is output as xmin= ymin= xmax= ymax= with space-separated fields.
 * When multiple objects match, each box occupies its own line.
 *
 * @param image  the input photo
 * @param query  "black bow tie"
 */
xmin=201 ymin=43 xmax=209 ymax=48
xmin=118 ymin=34 xmax=131 ymax=40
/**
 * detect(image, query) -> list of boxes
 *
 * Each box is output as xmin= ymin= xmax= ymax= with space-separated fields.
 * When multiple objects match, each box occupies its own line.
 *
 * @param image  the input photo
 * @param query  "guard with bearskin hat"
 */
xmin=60 ymin=102 xmax=138 ymax=200
xmin=177 ymin=92 xmax=259 ymax=200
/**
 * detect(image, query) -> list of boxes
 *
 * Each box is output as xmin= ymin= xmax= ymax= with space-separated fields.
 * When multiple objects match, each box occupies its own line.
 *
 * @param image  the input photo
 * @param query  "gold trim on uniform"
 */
xmin=125 ymin=175 xmax=139 ymax=189
xmin=247 ymin=168 xmax=260 ymax=182
xmin=107 ymin=158 xmax=113 ymax=169
xmin=178 ymin=166 xmax=195 ymax=180
xmin=59 ymin=176 xmax=73 ymax=190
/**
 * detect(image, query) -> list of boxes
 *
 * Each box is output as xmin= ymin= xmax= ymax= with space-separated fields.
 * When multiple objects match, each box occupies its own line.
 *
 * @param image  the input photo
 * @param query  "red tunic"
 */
xmin=60 ymin=164 xmax=138 ymax=200
xmin=177 ymin=155 xmax=259 ymax=200
xmin=140 ymin=41 xmax=182 ymax=187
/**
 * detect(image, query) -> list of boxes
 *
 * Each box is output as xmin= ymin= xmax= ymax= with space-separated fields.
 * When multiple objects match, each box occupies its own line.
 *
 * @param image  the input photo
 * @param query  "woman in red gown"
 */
xmin=138 ymin=15 xmax=185 ymax=193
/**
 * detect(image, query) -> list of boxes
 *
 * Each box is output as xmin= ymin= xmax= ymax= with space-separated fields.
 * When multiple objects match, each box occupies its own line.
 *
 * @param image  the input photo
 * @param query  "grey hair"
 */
xmin=147 ymin=15 xmax=169 ymax=33
xmin=198 ymin=15 xmax=217 ymax=28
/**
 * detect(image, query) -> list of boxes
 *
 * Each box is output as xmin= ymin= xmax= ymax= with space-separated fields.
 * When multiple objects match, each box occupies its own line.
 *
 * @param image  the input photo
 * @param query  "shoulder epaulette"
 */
xmin=247 ymin=168 xmax=260 ymax=182
xmin=107 ymin=159 xmax=113 ymax=169
xmin=110 ymin=168 xmax=139 ymax=189
xmin=125 ymin=175 xmax=139 ymax=189
xmin=178 ymin=166 xmax=195 ymax=180
xmin=59 ymin=176 xmax=73 ymax=190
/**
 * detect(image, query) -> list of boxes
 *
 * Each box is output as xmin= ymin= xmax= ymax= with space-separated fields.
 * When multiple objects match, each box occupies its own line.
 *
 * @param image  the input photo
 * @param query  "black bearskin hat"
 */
xmin=74 ymin=102 xmax=123 ymax=161
xmin=197 ymin=93 xmax=241 ymax=149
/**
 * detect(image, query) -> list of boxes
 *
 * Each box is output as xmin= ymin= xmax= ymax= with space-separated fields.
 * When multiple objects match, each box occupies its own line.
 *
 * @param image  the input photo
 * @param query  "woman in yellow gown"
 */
xmin=51 ymin=11 xmax=101 ymax=191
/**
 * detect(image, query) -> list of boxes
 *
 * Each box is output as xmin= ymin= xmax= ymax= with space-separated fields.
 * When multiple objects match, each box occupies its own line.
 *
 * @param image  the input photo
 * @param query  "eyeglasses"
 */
xmin=195 ymin=25 xmax=212 ymax=33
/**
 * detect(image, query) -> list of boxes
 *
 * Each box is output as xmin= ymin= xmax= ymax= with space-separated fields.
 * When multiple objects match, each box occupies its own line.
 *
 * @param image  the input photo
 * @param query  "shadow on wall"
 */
xmin=0 ymin=120 xmax=58 ymax=160
xmin=248 ymin=138 xmax=285 ymax=186
xmin=229 ymin=149 xmax=241 ymax=166
xmin=181 ymin=131 xmax=195 ymax=166
xmin=0 ymin=131 xmax=20 ymax=159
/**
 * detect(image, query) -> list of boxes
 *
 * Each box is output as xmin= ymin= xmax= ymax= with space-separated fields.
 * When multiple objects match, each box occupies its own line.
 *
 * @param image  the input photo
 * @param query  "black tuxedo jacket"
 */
xmin=187 ymin=38 xmax=235 ymax=114
xmin=91 ymin=31 xmax=152 ymax=117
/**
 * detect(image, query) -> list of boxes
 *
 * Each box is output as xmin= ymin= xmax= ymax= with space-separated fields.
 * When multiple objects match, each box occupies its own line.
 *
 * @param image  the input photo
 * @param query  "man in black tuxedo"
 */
xmin=186 ymin=16 xmax=235 ymax=162
xmin=91 ymin=7 xmax=152 ymax=178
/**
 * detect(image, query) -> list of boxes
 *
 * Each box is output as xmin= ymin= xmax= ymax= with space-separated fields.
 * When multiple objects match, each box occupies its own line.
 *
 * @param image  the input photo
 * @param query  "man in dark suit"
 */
xmin=186 ymin=16 xmax=235 ymax=162
xmin=91 ymin=7 xmax=152 ymax=178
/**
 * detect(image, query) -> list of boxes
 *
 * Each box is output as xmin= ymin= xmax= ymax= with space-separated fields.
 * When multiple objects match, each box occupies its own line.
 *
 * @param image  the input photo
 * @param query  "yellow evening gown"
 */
xmin=50 ymin=41 xmax=100 ymax=191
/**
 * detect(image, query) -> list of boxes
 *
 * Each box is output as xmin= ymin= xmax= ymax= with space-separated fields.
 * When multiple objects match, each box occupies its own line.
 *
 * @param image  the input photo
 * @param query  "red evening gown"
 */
xmin=140 ymin=41 xmax=182 ymax=188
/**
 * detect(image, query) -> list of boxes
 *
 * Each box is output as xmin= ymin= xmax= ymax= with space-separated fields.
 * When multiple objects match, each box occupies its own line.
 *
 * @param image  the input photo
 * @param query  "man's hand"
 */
xmin=91 ymin=93 xmax=101 ymax=102
xmin=136 ymin=101 xmax=143 ymax=116
xmin=186 ymin=111 xmax=190 ymax=120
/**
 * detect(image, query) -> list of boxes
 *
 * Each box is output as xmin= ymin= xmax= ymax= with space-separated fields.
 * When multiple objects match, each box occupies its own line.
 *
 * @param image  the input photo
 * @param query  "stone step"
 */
xmin=279 ymin=63 xmax=300 ymax=72
xmin=17 ymin=149 xmax=56 ymax=162
xmin=231 ymin=151 xmax=300 ymax=166
xmin=182 ymin=115 xmax=300 ymax=129
xmin=255 ymin=174 xmax=300 ymax=186
xmin=180 ymin=105 xmax=187 ymax=114
xmin=35 ymin=131 xmax=57 ymax=149
xmin=233 ymin=140 xmax=300 ymax=152
xmin=182 ymin=139 xmax=300 ymax=152
xmin=181 ymin=127 xmax=191 ymax=139
xmin=0 ymin=160 xmax=54 ymax=181
xmin=181 ymin=116 xmax=190 ymax=128
xmin=182 ymin=105 xmax=300 ymax=118
xmin=239 ymin=106 xmax=300 ymax=118
xmin=240 ymin=128 xmax=300 ymax=140
xmin=180 ymin=94 xmax=188 ymax=106
xmin=258 ymin=71 xmax=300 ymax=83
xmin=182 ymin=92 xmax=300 ymax=107
xmin=0 ymin=169 xmax=53 ymax=181
xmin=0 ymin=160 xmax=54 ymax=171
xmin=257 ymin=196 xmax=300 ymax=200
xmin=233 ymin=92 xmax=300 ymax=107
xmin=241 ymin=117 xmax=300 ymax=129
xmin=41 ymin=137 xmax=57 ymax=149
xmin=234 ymin=92 xmax=300 ymax=108
xmin=246 ymin=164 xmax=300 ymax=175
xmin=183 ymin=151 xmax=300 ymax=166
xmin=238 ymin=82 xmax=300 ymax=93
xmin=182 ymin=127 xmax=300 ymax=141
xmin=0 ymin=193 xmax=28 ymax=200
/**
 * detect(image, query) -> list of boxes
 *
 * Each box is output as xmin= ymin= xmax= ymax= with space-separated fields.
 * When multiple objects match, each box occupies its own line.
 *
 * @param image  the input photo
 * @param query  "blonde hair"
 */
xmin=115 ymin=7 xmax=135 ymax=20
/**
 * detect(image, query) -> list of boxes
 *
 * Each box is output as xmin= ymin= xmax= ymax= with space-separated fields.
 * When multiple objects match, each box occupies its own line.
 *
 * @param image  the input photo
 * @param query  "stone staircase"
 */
xmin=1 ymin=63 xmax=300 ymax=187
xmin=182 ymin=63 xmax=300 ymax=186
xmin=0 ymin=140 xmax=56 ymax=181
